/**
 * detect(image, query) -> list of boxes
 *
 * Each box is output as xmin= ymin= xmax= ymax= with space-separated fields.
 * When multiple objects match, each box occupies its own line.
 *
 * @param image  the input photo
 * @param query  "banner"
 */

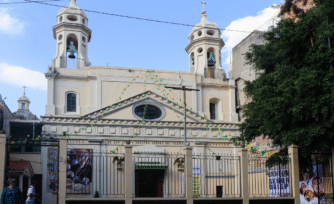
xmin=299 ymin=165 xmax=325 ymax=204
xmin=269 ymin=169 xmax=290 ymax=197
xmin=66 ymin=149 xmax=93 ymax=193
xmin=193 ymin=165 xmax=202 ymax=196
xmin=48 ymin=148 xmax=59 ymax=194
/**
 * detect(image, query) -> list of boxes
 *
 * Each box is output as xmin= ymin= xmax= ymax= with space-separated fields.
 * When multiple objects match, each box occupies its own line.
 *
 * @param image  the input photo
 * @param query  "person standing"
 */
xmin=25 ymin=181 xmax=38 ymax=204
xmin=0 ymin=178 xmax=22 ymax=204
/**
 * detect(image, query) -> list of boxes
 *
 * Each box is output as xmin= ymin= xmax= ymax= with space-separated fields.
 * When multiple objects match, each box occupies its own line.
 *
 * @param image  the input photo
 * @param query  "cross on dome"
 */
xmin=201 ymin=1 xmax=206 ymax=11
xmin=23 ymin=86 xmax=27 ymax=95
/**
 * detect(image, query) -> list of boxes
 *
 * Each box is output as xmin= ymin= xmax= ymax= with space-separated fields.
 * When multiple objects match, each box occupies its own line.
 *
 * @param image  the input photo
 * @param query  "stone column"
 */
xmin=288 ymin=144 xmax=300 ymax=204
xmin=58 ymin=137 xmax=68 ymax=204
xmin=125 ymin=145 xmax=133 ymax=204
xmin=184 ymin=146 xmax=193 ymax=204
xmin=239 ymin=148 xmax=249 ymax=204
xmin=0 ymin=134 xmax=6 ymax=194
xmin=45 ymin=74 xmax=56 ymax=116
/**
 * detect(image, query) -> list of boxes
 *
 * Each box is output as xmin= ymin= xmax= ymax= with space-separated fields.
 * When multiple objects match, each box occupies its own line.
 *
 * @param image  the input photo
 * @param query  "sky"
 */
xmin=0 ymin=0 xmax=283 ymax=118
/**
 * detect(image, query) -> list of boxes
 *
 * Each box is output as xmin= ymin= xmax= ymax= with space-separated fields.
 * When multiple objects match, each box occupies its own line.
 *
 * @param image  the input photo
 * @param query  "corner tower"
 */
xmin=185 ymin=3 xmax=225 ymax=78
xmin=52 ymin=0 xmax=92 ymax=69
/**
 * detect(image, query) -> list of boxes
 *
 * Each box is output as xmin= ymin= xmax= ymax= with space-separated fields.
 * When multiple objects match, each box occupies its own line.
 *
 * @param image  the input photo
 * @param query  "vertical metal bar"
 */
xmin=279 ymin=162 xmax=281 ymax=197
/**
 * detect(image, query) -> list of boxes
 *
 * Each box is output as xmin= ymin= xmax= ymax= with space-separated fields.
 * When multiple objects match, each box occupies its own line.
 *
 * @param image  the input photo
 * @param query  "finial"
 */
xmin=69 ymin=0 xmax=76 ymax=6
xmin=201 ymin=1 xmax=206 ymax=12
xmin=23 ymin=86 xmax=27 ymax=95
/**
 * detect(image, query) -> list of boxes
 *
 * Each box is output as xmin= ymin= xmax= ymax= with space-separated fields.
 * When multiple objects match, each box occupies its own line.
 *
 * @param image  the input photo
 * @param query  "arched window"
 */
xmin=209 ymin=98 xmax=220 ymax=120
xmin=207 ymin=48 xmax=216 ymax=67
xmin=210 ymin=103 xmax=216 ymax=119
xmin=22 ymin=103 xmax=25 ymax=110
xmin=67 ymin=93 xmax=76 ymax=112
xmin=66 ymin=34 xmax=78 ymax=68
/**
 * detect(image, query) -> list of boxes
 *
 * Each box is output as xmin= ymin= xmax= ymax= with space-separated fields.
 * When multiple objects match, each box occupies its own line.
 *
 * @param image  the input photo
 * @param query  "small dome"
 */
xmin=57 ymin=0 xmax=87 ymax=19
xmin=189 ymin=10 xmax=219 ymax=37
xmin=19 ymin=94 xmax=30 ymax=102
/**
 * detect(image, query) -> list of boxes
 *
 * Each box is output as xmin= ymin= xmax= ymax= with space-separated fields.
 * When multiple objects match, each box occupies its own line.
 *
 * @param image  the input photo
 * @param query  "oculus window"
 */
xmin=67 ymin=93 xmax=76 ymax=112
xmin=134 ymin=105 xmax=162 ymax=120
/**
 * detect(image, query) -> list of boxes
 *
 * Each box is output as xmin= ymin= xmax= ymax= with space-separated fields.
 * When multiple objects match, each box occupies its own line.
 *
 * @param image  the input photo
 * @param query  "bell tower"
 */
xmin=185 ymin=2 xmax=225 ymax=79
xmin=52 ymin=0 xmax=92 ymax=69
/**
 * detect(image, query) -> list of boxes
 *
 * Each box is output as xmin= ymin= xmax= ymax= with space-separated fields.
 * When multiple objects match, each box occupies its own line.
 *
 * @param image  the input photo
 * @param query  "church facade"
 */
xmin=39 ymin=0 xmax=245 ymax=203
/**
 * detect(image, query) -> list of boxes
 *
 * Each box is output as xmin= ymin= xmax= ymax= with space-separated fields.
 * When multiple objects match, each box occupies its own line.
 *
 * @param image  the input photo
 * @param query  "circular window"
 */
xmin=82 ymin=36 xmax=86 ymax=43
xmin=197 ymin=47 xmax=203 ymax=53
xmin=59 ymin=16 xmax=63 ymax=22
xmin=134 ymin=105 xmax=162 ymax=120
xmin=67 ymin=15 xmax=78 ymax=21
xmin=58 ymin=34 xmax=63 ymax=41
xmin=198 ymin=31 xmax=202 ymax=36
xmin=82 ymin=18 xmax=85 ymax=24
xmin=207 ymin=30 xmax=214 ymax=36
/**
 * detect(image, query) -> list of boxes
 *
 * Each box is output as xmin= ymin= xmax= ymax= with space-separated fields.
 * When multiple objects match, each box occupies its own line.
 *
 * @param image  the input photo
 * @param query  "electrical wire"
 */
xmin=0 ymin=0 xmax=61 ymax=5
xmin=22 ymin=0 xmax=255 ymax=34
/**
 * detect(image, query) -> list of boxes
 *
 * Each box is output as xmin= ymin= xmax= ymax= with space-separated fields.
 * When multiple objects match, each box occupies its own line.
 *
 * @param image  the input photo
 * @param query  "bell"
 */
xmin=68 ymin=51 xmax=76 ymax=59
xmin=208 ymin=60 xmax=216 ymax=67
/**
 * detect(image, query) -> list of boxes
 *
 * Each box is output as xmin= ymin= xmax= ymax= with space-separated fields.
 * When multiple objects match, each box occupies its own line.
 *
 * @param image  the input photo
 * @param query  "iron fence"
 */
xmin=66 ymin=152 xmax=125 ymax=198
xmin=192 ymin=154 xmax=241 ymax=198
xmin=132 ymin=152 xmax=185 ymax=198
xmin=248 ymin=155 xmax=291 ymax=198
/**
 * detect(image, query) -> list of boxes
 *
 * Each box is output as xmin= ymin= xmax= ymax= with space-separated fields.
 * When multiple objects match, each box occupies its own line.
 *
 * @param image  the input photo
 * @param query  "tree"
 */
xmin=240 ymin=0 xmax=334 ymax=170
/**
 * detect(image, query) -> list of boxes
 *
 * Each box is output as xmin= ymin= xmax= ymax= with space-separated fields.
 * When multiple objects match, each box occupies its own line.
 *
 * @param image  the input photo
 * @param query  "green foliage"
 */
xmin=241 ymin=0 xmax=334 ymax=166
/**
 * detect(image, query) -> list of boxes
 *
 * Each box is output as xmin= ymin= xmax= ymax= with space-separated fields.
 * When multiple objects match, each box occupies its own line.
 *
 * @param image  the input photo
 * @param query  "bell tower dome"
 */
xmin=52 ymin=0 xmax=92 ymax=69
xmin=185 ymin=2 xmax=225 ymax=79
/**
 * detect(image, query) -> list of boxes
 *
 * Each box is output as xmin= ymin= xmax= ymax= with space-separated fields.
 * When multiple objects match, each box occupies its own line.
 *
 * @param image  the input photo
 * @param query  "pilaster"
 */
xmin=239 ymin=148 xmax=249 ymax=204
xmin=184 ymin=146 xmax=193 ymax=204
xmin=288 ymin=144 xmax=300 ymax=204
xmin=125 ymin=145 xmax=133 ymax=204
xmin=58 ymin=137 xmax=68 ymax=204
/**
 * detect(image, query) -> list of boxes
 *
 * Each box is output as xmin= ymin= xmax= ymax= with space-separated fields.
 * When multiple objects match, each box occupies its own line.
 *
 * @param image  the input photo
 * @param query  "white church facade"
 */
xmin=39 ymin=0 xmax=245 ymax=203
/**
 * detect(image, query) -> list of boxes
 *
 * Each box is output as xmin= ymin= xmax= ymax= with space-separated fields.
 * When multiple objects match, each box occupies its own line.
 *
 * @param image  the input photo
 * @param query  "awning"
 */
xmin=135 ymin=163 xmax=168 ymax=170
xmin=8 ymin=160 xmax=34 ymax=177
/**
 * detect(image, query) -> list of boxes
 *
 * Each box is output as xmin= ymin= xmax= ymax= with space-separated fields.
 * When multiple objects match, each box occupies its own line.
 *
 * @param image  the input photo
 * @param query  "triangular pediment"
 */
xmin=81 ymin=91 xmax=204 ymax=123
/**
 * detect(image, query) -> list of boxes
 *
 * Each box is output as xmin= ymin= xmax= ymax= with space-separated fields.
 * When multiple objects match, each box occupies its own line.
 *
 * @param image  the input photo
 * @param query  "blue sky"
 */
xmin=0 ymin=0 xmax=282 ymax=118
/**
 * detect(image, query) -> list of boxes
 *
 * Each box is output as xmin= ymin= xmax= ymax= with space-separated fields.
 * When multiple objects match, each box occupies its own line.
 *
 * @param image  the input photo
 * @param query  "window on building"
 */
xmin=22 ymin=103 xmax=25 ymax=109
xmin=210 ymin=103 xmax=216 ymax=120
xmin=67 ymin=93 xmax=76 ymax=112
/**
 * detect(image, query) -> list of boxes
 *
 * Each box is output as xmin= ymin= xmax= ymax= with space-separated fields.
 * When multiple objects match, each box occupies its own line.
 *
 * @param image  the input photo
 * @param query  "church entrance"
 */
xmin=135 ymin=169 xmax=165 ymax=197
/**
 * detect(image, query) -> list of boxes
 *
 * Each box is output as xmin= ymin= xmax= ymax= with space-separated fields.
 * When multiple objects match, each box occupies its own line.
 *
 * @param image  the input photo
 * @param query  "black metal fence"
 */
xmin=192 ymin=154 xmax=241 ymax=198
xmin=248 ymin=155 xmax=291 ymax=198
xmin=66 ymin=152 xmax=125 ymax=198
xmin=132 ymin=152 xmax=185 ymax=198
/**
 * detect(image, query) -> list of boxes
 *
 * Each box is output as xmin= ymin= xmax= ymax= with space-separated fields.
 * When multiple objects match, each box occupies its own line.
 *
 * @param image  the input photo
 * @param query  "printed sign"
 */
xmin=269 ymin=169 xmax=290 ymax=197
xmin=193 ymin=165 xmax=202 ymax=196
xmin=66 ymin=149 xmax=92 ymax=193
xmin=48 ymin=148 xmax=59 ymax=194
xmin=299 ymin=165 xmax=325 ymax=204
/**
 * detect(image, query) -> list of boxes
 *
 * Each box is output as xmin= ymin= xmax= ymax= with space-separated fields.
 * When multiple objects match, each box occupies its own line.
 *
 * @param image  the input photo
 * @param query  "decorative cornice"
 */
xmin=53 ymin=23 xmax=92 ymax=42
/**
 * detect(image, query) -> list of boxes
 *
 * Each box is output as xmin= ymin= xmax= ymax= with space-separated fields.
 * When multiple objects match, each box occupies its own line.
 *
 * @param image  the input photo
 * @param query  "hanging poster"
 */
xmin=269 ymin=169 xmax=290 ymax=197
xmin=48 ymin=148 xmax=59 ymax=194
xmin=193 ymin=165 xmax=202 ymax=196
xmin=299 ymin=165 xmax=325 ymax=204
xmin=66 ymin=149 xmax=93 ymax=193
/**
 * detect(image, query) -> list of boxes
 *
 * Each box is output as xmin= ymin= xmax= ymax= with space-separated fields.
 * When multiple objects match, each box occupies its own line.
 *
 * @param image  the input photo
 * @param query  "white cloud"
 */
xmin=0 ymin=8 xmax=24 ymax=34
xmin=0 ymin=63 xmax=47 ymax=91
xmin=222 ymin=6 xmax=281 ymax=64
